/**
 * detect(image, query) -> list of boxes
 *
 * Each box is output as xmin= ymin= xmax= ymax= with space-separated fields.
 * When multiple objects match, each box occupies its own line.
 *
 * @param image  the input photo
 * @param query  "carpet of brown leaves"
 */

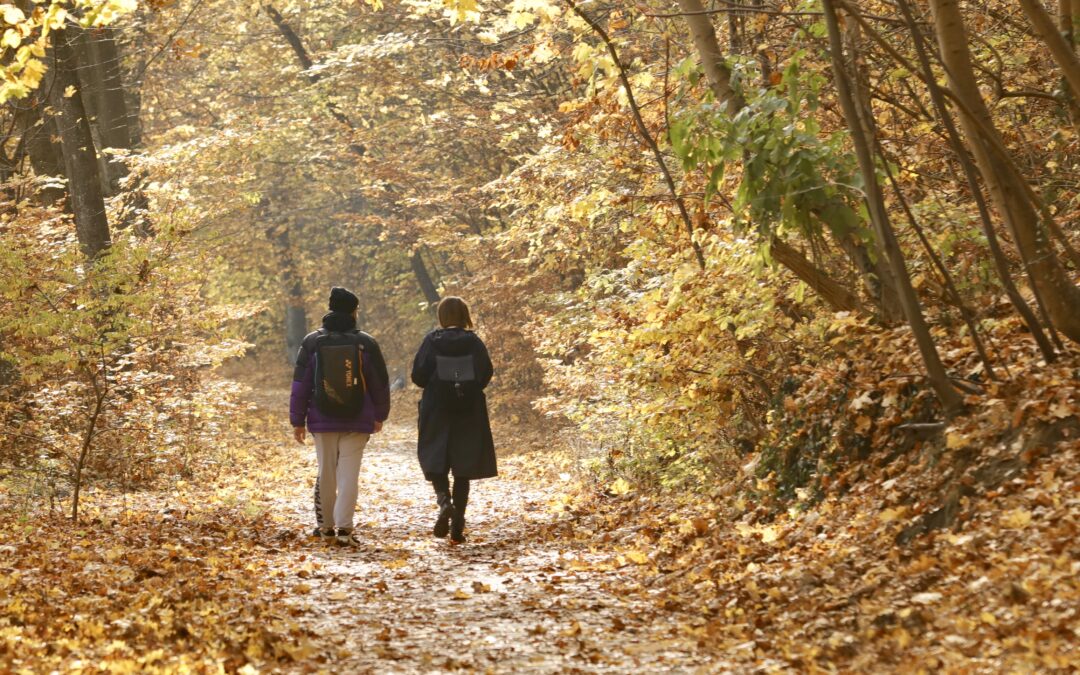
xmin=2 ymin=356 xmax=1077 ymax=672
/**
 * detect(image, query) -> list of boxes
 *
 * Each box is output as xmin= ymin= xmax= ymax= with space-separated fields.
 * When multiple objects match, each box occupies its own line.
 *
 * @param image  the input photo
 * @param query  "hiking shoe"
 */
xmin=335 ymin=528 xmax=359 ymax=546
xmin=449 ymin=514 xmax=466 ymax=545
xmin=312 ymin=527 xmax=335 ymax=539
xmin=433 ymin=491 xmax=454 ymax=539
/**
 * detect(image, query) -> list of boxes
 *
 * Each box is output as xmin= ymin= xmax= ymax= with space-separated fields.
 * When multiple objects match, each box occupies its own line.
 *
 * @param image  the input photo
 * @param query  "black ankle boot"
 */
xmin=449 ymin=501 xmax=467 ymax=544
xmin=433 ymin=490 xmax=454 ymax=538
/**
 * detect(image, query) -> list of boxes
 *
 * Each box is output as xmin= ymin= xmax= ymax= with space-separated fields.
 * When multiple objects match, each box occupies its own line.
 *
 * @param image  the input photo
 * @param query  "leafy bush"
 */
xmin=0 ymin=200 xmax=258 ymax=519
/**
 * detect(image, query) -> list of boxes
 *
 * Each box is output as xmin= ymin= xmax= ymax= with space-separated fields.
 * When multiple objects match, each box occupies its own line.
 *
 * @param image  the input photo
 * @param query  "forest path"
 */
xmin=263 ymin=418 xmax=716 ymax=673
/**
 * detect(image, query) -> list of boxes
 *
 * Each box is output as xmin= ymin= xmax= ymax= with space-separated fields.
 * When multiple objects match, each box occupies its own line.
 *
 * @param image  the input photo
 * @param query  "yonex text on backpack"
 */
xmin=314 ymin=331 xmax=367 ymax=417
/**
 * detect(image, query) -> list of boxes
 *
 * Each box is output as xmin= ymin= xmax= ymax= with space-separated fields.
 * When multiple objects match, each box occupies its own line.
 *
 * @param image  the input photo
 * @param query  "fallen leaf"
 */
xmin=911 ymin=592 xmax=942 ymax=605
xmin=1001 ymin=508 xmax=1032 ymax=529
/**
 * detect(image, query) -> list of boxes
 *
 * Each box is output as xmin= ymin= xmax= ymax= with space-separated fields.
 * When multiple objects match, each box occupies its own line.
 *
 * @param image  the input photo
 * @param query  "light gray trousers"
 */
xmin=313 ymin=432 xmax=369 ymax=532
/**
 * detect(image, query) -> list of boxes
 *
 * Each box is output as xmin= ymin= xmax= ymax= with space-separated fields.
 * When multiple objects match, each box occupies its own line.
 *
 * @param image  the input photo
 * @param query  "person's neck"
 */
xmin=323 ymin=311 xmax=357 ymax=331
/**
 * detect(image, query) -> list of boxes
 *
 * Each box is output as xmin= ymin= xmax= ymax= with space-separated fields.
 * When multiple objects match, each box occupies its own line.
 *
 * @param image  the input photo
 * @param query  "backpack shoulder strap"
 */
xmin=351 ymin=330 xmax=378 ymax=351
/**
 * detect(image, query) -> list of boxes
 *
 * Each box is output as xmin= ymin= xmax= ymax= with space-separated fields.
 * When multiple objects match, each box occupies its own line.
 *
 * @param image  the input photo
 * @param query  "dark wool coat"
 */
xmin=411 ymin=328 xmax=497 ymax=480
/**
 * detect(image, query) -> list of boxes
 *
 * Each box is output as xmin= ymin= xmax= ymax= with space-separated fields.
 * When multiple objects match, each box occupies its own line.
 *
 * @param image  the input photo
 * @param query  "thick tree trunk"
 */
xmin=49 ymin=26 xmax=111 ymax=259
xmin=823 ymin=0 xmax=963 ymax=412
xmin=76 ymin=26 xmax=133 ymax=194
xmin=929 ymin=0 xmax=1080 ymax=343
xmin=13 ymin=94 xmax=68 ymax=206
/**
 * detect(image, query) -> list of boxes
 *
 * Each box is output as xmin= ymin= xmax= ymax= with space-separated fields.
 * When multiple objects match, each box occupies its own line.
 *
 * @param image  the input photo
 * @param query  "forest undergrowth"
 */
xmin=551 ymin=311 xmax=1080 ymax=671
xmin=2 ymin=319 xmax=1076 ymax=672
xmin=3 ymin=0 xmax=1080 ymax=671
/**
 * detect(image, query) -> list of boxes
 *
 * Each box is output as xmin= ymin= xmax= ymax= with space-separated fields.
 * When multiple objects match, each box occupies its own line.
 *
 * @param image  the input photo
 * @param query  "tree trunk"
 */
xmin=49 ymin=26 xmax=111 ymax=259
xmin=76 ymin=26 xmax=133 ymax=194
xmin=840 ymin=14 xmax=906 ymax=315
xmin=1020 ymin=0 xmax=1080 ymax=105
xmin=676 ymin=0 xmax=745 ymax=115
xmin=1074 ymin=0 xmax=1080 ymax=41
xmin=263 ymin=3 xmax=364 ymax=154
xmin=1062 ymin=0 xmax=1075 ymax=41
xmin=411 ymin=249 xmax=441 ymax=308
xmin=929 ymin=0 xmax=1080 ymax=343
xmin=770 ymin=237 xmax=862 ymax=313
xmin=823 ymin=0 xmax=963 ymax=413
xmin=566 ymin=0 xmax=706 ymax=269
xmin=892 ymin=0 xmax=1057 ymax=361
xmin=13 ymin=94 xmax=68 ymax=206
xmin=676 ymin=0 xmax=897 ymax=319
xmin=262 ymin=198 xmax=309 ymax=363
xmin=285 ymin=277 xmax=308 ymax=365
xmin=72 ymin=371 xmax=107 ymax=522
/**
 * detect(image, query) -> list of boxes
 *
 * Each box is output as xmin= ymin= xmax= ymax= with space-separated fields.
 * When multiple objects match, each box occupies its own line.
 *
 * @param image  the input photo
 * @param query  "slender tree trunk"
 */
xmin=1068 ymin=0 xmax=1080 ymax=125
xmin=929 ymin=0 xmax=1080 ymax=343
xmin=566 ymin=0 xmax=706 ymax=269
xmin=49 ymin=26 xmax=111 ymax=259
xmin=890 ymin=0 xmax=1058 ymax=361
xmin=823 ymin=0 xmax=963 ymax=413
xmin=770 ymin=237 xmax=863 ymax=312
xmin=72 ymin=371 xmax=107 ymax=522
xmin=411 ymin=249 xmax=441 ymax=308
xmin=125 ymin=48 xmax=144 ymax=149
xmin=263 ymin=203 xmax=308 ymax=363
xmin=676 ymin=0 xmax=745 ymax=115
xmin=280 ymin=242 xmax=308 ymax=364
xmin=1019 ymin=0 xmax=1080 ymax=98
xmin=285 ymin=278 xmax=308 ymax=364
xmin=840 ymin=14 xmax=906 ymax=312
xmin=675 ymin=0 xmax=899 ymax=318
xmin=263 ymin=3 xmax=365 ymax=155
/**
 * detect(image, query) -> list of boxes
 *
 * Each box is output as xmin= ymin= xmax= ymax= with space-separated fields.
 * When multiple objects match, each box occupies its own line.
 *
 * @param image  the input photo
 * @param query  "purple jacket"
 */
xmin=289 ymin=312 xmax=391 ymax=433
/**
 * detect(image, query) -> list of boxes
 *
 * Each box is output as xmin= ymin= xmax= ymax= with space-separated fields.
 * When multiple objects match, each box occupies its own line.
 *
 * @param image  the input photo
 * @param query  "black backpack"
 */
xmin=313 ymin=331 xmax=367 ymax=417
xmin=436 ymin=354 xmax=477 ymax=413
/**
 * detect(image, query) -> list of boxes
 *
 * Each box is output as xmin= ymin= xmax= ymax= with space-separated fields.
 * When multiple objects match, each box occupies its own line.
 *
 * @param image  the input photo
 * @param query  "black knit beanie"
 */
xmin=328 ymin=286 xmax=359 ymax=313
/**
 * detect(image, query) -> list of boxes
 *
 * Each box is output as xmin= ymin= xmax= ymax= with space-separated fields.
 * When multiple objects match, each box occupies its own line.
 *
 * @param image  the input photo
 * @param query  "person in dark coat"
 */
xmin=411 ymin=296 xmax=496 ymax=544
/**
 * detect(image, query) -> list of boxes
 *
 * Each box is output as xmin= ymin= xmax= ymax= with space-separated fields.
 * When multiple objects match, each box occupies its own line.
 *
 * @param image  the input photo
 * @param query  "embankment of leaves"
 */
xmin=0 ymin=506 xmax=315 ymax=672
xmin=543 ymin=317 xmax=1079 ymax=669
xmin=0 ymin=404 xmax=321 ymax=673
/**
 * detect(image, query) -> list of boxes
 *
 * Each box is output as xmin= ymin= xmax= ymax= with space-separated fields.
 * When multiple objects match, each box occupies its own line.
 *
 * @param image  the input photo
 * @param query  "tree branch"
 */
xmin=564 ymin=0 xmax=706 ymax=269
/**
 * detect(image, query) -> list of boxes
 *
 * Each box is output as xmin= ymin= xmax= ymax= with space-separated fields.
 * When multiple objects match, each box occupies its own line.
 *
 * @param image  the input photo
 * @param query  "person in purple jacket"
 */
xmin=290 ymin=287 xmax=391 ymax=545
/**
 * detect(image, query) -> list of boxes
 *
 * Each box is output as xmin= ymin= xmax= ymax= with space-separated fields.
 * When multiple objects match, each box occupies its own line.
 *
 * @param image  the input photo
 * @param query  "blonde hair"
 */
xmin=437 ymin=296 xmax=474 ymax=330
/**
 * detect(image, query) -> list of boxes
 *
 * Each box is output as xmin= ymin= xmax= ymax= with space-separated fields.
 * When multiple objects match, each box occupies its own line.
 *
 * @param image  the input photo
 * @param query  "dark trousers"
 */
xmin=431 ymin=474 xmax=470 ymax=506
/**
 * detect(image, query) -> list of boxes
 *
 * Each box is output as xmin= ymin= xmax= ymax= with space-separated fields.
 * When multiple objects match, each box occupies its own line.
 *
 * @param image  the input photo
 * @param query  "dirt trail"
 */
xmin=265 ymin=420 xmax=715 ymax=673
